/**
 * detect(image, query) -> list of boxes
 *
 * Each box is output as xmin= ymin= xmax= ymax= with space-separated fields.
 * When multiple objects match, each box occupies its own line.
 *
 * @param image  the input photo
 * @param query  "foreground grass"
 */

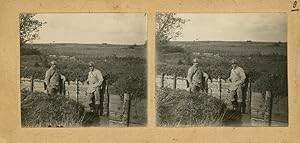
xmin=21 ymin=90 xmax=85 ymax=127
xmin=156 ymin=88 xmax=227 ymax=127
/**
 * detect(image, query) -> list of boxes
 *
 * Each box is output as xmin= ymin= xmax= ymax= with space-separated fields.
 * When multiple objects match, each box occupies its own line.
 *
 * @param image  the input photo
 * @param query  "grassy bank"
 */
xmin=156 ymin=88 xmax=227 ymax=127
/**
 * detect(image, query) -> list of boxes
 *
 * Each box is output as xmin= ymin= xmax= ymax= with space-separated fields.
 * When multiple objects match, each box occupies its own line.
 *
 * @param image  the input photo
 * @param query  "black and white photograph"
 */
xmin=20 ymin=13 xmax=147 ymax=127
xmin=156 ymin=13 xmax=288 ymax=127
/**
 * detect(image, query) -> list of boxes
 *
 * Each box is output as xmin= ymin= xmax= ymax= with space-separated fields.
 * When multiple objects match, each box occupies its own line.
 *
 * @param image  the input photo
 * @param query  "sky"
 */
xmin=174 ymin=13 xmax=287 ymax=42
xmin=33 ymin=13 xmax=147 ymax=44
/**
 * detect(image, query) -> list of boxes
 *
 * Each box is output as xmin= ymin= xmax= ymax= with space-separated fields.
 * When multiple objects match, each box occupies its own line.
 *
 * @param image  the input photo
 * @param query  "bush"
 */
xmin=21 ymin=90 xmax=85 ymax=127
xmin=111 ymin=73 xmax=147 ymax=101
xmin=253 ymin=73 xmax=288 ymax=98
xmin=177 ymin=59 xmax=183 ymax=65
xmin=156 ymin=88 xmax=226 ymax=126
xmin=21 ymin=56 xmax=146 ymax=84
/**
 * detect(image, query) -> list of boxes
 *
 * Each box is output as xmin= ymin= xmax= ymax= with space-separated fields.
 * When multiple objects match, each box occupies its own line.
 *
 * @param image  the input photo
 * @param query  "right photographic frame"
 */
xmin=155 ymin=13 xmax=288 ymax=127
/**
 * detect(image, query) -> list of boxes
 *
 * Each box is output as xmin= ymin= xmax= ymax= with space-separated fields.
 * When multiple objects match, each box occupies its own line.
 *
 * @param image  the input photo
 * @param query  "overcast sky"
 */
xmin=175 ymin=13 xmax=287 ymax=42
xmin=33 ymin=13 xmax=147 ymax=44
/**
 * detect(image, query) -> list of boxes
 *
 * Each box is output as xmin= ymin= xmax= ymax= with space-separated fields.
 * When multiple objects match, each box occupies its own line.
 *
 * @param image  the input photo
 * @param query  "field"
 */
xmin=31 ymin=43 xmax=146 ymax=58
xmin=20 ymin=43 xmax=147 ymax=127
xmin=168 ymin=41 xmax=287 ymax=56
xmin=156 ymin=41 xmax=288 ymax=126
xmin=157 ymin=41 xmax=287 ymax=91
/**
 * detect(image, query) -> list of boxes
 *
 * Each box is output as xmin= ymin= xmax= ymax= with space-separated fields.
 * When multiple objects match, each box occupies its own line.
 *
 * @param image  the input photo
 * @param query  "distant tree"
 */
xmin=156 ymin=13 xmax=188 ymax=46
xmin=19 ymin=13 xmax=46 ymax=48
xmin=128 ymin=44 xmax=137 ymax=49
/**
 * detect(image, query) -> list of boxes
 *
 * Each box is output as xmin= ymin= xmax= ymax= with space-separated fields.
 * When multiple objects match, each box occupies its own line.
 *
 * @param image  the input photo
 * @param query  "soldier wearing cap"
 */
xmin=187 ymin=58 xmax=209 ymax=93
xmin=227 ymin=59 xmax=246 ymax=113
xmin=86 ymin=62 xmax=104 ymax=113
xmin=44 ymin=61 xmax=62 ymax=95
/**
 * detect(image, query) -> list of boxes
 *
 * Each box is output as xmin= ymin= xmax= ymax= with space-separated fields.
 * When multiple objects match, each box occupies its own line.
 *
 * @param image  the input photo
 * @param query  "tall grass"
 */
xmin=21 ymin=90 xmax=85 ymax=127
xmin=156 ymin=88 xmax=226 ymax=127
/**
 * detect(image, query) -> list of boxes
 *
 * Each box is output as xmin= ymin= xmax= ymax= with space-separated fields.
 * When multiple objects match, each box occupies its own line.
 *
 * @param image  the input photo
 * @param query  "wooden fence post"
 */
xmin=218 ymin=77 xmax=222 ymax=100
xmin=245 ymin=78 xmax=252 ymax=114
xmin=106 ymin=82 xmax=110 ymax=117
xmin=122 ymin=93 xmax=131 ymax=127
xmin=209 ymin=80 xmax=213 ymax=96
xmin=62 ymin=81 xmax=66 ymax=96
xmin=30 ymin=74 xmax=34 ymax=92
xmin=127 ymin=95 xmax=132 ymax=127
xmin=173 ymin=73 xmax=177 ymax=89
xmin=264 ymin=91 xmax=273 ymax=126
xmin=161 ymin=73 xmax=165 ymax=88
xmin=76 ymin=79 xmax=79 ymax=102
xmin=99 ymin=78 xmax=107 ymax=116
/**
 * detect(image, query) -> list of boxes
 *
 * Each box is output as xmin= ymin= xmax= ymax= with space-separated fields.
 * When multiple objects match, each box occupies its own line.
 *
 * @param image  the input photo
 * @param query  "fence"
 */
xmin=21 ymin=74 xmax=135 ymax=127
xmin=157 ymin=73 xmax=277 ymax=126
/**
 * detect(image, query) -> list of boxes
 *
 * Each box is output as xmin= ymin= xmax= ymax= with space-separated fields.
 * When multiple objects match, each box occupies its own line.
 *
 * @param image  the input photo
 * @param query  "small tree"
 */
xmin=20 ymin=13 xmax=46 ymax=48
xmin=156 ymin=13 xmax=188 ymax=46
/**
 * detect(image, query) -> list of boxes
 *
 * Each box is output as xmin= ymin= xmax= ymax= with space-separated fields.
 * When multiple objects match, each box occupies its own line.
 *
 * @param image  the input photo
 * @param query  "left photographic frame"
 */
xmin=20 ymin=13 xmax=147 ymax=128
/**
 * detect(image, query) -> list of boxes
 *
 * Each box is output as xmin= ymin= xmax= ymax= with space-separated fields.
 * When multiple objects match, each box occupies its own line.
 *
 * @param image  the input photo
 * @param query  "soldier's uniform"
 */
xmin=187 ymin=58 xmax=209 ymax=93
xmin=228 ymin=59 xmax=246 ymax=111
xmin=86 ymin=65 xmax=103 ymax=109
xmin=44 ymin=62 xmax=61 ymax=95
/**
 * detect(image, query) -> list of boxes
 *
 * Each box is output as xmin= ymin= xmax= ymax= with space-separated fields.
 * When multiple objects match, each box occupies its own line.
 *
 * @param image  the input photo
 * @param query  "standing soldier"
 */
xmin=187 ymin=58 xmax=209 ymax=93
xmin=86 ymin=62 xmax=104 ymax=114
xmin=227 ymin=59 xmax=246 ymax=113
xmin=44 ymin=61 xmax=62 ymax=95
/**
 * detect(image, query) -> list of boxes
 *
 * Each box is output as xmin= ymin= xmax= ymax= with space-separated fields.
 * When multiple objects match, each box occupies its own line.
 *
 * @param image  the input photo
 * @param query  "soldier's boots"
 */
xmin=231 ymin=101 xmax=242 ymax=114
xmin=231 ymin=101 xmax=238 ymax=110
xmin=95 ymin=104 xmax=100 ymax=116
xmin=89 ymin=103 xmax=96 ymax=112
xmin=237 ymin=102 xmax=242 ymax=114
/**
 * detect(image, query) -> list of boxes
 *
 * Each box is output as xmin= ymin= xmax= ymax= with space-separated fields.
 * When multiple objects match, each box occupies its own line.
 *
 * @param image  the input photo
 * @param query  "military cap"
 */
xmin=230 ymin=59 xmax=238 ymax=64
xmin=192 ymin=58 xmax=200 ymax=63
xmin=50 ymin=61 xmax=57 ymax=65
xmin=88 ymin=62 xmax=95 ymax=67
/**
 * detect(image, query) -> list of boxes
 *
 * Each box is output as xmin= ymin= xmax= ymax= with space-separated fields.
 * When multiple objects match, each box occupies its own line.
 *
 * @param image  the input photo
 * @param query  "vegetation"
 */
xmin=156 ymin=41 xmax=287 ymax=99
xmin=156 ymin=13 xmax=188 ymax=46
xmin=21 ymin=55 xmax=146 ymax=83
xmin=21 ymin=90 xmax=85 ymax=127
xmin=31 ymin=43 xmax=146 ymax=58
xmin=20 ymin=13 xmax=46 ymax=50
xmin=156 ymin=88 xmax=226 ymax=126
xmin=20 ymin=42 xmax=148 ymax=126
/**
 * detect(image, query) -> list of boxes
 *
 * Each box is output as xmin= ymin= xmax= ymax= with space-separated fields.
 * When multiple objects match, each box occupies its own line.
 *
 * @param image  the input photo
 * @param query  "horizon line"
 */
xmin=171 ymin=40 xmax=287 ymax=43
xmin=29 ymin=42 xmax=146 ymax=45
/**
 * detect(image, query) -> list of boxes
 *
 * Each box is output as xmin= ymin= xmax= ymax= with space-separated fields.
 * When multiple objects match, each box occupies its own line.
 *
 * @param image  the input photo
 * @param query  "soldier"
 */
xmin=187 ymin=58 xmax=209 ymax=93
xmin=44 ymin=61 xmax=62 ymax=95
xmin=86 ymin=62 xmax=104 ymax=113
xmin=227 ymin=59 xmax=246 ymax=113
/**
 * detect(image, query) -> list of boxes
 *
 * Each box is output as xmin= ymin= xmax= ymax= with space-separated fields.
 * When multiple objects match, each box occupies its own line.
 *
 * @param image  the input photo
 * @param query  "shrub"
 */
xmin=177 ymin=59 xmax=183 ymax=65
xmin=21 ymin=90 xmax=85 ymax=127
xmin=128 ymin=44 xmax=137 ymax=49
xmin=253 ymin=73 xmax=288 ymax=99
xmin=21 ymin=56 xmax=146 ymax=85
xmin=156 ymin=88 xmax=226 ymax=126
xmin=33 ymin=62 xmax=40 ymax=67
xmin=111 ymin=70 xmax=147 ymax=101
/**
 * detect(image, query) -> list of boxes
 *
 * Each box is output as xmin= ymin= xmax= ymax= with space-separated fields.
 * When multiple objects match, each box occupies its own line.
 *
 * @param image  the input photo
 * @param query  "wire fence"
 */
xmin=20 ymin=75 xmax=145 ymax=127
xmin=156 ymin=73 xmax=288 ymax=126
